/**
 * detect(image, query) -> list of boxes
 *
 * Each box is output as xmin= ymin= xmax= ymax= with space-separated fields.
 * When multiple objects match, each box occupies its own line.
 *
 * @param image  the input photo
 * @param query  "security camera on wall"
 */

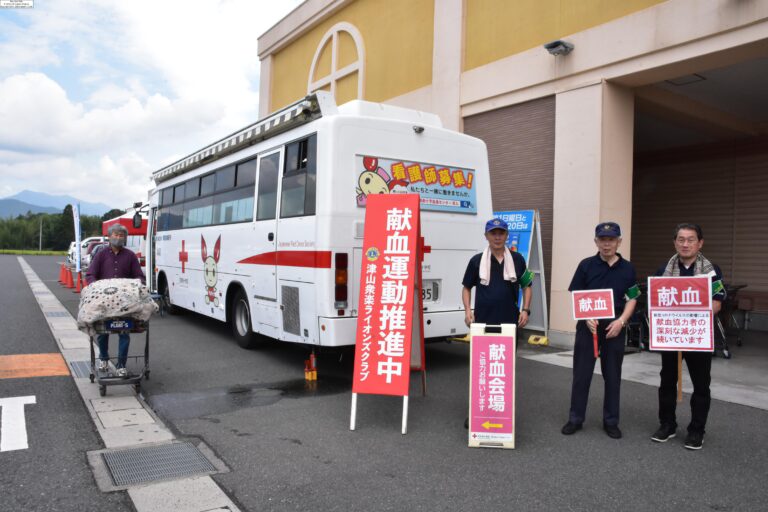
xmin=544 ymin=40 xmax=574 ymax=56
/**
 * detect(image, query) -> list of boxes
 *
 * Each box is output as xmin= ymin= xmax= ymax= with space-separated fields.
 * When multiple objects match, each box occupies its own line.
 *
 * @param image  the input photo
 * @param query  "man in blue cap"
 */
xmin=462 ymin=217 xmax=534 ymax=428
xmin=462 ymin=217 xmax=534 ymax=329
xmin=561 ymin=222 xmax=640 ymax=439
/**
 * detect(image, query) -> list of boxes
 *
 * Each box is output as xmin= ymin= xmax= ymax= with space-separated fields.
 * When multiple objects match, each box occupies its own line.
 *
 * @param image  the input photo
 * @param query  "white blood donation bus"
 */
xmin=146 ymin=92 xmax=492 ymax=348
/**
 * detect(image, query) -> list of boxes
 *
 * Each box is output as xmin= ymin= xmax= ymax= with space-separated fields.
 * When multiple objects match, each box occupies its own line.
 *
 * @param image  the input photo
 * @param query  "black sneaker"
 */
xmin=684 ymin=431 xmax=704 ymax=450
xmin=561 ymin=422 xmax=582 ymax=435
xmin=603 ymin=424 xmax=622 ymax=439
xmin=651 ymin=424 xmax=677 ymax=443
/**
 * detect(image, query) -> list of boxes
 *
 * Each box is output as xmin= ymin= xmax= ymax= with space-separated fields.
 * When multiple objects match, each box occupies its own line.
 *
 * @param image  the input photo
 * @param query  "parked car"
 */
xmin=67 ymin=236 xmax=105 ymax=267
xmin=82 ymin=241 xmax=109 ymax=269
xmin=65 ymin=242 xmax=77 ymax=265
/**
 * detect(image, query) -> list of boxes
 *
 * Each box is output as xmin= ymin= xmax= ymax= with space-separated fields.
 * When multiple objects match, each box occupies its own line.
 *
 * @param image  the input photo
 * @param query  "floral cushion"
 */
xmin=77 ymin=278 xmax=158 ymax=336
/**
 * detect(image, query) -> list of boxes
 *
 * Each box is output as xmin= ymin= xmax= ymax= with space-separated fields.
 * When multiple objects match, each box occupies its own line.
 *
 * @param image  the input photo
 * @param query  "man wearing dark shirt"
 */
xmin=85 ymin=224 xmax=145 ymax=377
xmin=462 ymin=218 xmax=534 ymax=328
xmin=461 ymin=217 xmax=534 ymax=429
xmin=561 ymin=222 xmax=640 ymax=439
xmin=650 ymin=223 xmax=725 ymax=450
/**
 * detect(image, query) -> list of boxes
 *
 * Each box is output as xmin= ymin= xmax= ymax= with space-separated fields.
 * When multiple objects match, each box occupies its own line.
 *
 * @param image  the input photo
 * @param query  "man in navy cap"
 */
xmin=561 ymin=222 xmax=640 ymax=439
xmin=462 ymin=217 xmax=534 ymax=329
xmin=462 ymin=217 xmax=534 ymax=428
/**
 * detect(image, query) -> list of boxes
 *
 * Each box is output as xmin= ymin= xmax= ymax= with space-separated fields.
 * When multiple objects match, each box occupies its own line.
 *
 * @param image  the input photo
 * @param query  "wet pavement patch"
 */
xmin=148 ymin=376 xmax=350 ymax=420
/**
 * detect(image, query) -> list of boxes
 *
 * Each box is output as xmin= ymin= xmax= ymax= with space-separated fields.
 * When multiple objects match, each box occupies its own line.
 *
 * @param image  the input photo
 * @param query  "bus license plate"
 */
xmin=421 ymin=280 xmax=439 ymax=303
xmin=107 ymin=319 xmax=133 ymax=331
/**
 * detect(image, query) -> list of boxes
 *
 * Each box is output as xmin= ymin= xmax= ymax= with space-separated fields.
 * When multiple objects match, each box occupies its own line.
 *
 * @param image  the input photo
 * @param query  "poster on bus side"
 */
xmin=355 ymin=155 xmax=476 ymax=214
xmin=352 ymin=194 xmax=421 ymax=397
xmin=648 ymin=276 xmax=714 ymax=352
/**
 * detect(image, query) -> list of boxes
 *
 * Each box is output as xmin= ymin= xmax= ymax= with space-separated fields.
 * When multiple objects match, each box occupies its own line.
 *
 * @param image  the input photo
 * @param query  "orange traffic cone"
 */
xmin=58 ymin=263 xmax=65 ymax=284
xmin=65 ymin=268 xmax=75 ymax=288
xmin=74 ymin=272 xmax=83 ymax=293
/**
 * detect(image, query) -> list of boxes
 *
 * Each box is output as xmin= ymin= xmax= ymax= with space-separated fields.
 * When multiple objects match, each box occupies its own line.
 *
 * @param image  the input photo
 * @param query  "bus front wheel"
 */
xmin=231 ymin=289 xmax=258 ymax=349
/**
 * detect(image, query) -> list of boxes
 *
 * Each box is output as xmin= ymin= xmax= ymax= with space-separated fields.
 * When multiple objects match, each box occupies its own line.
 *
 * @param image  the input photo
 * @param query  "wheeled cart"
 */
xmin=88 ymin=317 xmax=150 ymax=396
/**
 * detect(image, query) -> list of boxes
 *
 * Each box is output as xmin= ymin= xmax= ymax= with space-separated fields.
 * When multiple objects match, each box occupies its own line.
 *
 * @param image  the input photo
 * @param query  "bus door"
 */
xmin=147 ymin=207 xmax=157 ymax=292
xmin=251 ymin=149 xmax=281 ymax=302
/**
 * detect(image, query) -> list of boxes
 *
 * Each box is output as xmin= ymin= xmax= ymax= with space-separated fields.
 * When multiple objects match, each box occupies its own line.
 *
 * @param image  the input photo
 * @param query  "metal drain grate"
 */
xmin=102 ymin=442 xmax=216 ymax=486
xmin=45 ymin=311 xmax=70 ymax=317
xmin=69 ymin=360 xmax=91 ymax=378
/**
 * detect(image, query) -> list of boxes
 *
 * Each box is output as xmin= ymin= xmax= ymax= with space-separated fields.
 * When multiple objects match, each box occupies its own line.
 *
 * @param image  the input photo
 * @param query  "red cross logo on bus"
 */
xmin=179 ymin=240 xmax=189 ymax=273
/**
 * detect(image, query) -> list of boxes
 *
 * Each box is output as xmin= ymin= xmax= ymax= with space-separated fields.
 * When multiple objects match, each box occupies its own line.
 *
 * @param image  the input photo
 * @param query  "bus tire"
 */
xmin=159 ymin=274 xmax=179 ymax=315
xmin=230 ymin=288 xmax=259 ymax=349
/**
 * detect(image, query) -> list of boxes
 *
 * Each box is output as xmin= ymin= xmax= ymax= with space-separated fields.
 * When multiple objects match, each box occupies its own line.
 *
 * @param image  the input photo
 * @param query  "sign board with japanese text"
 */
xmin=493 ymin=210 xmax=549 ymax=334
xmin=356 ymin=155 xmax=476 ymax=214
xmin=571 ymin=289 xmax=615 ymax=320
xmin=648 ymin=276 xmax=714 ymax=352
xmin=350 ymin=194 xmax=426 ymax=433
xmin=468 ymin=324 xmax=516 ymax=449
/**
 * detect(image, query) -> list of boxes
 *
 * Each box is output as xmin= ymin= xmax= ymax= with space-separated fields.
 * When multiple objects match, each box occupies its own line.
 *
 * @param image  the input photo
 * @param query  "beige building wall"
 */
xmin=259 ymin=0 xmax=768 ymax=347
xmin=549 ymin=82 xmax=634 ymax=347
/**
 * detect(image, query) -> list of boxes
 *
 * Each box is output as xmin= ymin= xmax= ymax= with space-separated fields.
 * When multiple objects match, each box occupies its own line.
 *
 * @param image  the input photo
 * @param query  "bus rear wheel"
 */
xmin=230 ymin=288 xmax=259 ymax=349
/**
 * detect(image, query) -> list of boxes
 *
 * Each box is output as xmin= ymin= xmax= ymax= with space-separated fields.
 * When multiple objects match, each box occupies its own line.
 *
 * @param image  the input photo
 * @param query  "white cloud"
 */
xmin=0 ymin=72 xmax=223 ymax=154
xmin=0 ymin=152 xmax=153 ymax=206
xmin=0 ymin=0 xmax=302 ymax=207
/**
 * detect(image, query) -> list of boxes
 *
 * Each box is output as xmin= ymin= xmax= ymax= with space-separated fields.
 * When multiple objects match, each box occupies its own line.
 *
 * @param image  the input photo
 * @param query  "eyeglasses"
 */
xmin=675 ymin=237 xmax=699 ymax=245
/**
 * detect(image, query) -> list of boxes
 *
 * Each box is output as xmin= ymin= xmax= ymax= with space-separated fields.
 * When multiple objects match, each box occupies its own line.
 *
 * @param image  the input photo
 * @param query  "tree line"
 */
xmin=0 ymin=206 xmax=124 ymax=251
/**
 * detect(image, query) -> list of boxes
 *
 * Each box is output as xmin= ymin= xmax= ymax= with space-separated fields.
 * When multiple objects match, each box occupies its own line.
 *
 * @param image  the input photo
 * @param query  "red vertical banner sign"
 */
xmin=350 ymin=194 xmax=423 ymax=434
xmin=648 ymin=276 xmax=713 ymax=352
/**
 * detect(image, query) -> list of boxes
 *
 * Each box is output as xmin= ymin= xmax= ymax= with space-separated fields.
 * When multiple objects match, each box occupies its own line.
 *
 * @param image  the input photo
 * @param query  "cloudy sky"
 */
xmin=0 ymin=0 xmax=302 ymax=209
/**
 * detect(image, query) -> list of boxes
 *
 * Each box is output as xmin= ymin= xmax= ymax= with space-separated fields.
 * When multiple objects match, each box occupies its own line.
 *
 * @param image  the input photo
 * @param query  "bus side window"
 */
xmin=157 ymin=188 xmax=173 ymax=231
xmin=256 ymin=152 xmax=280 ymax=221
xmin=280 ymin=134 xmax=316 ymax=218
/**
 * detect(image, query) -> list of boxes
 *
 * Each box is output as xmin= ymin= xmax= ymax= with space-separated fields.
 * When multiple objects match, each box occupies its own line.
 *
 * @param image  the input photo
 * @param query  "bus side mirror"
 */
xmin=133 ymin=212 xmax=142 ymax=229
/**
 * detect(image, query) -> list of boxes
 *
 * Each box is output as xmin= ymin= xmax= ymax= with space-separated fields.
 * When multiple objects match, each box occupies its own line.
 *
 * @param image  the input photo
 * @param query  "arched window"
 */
xmin=308 ymin=22 xmax=365 ymax=102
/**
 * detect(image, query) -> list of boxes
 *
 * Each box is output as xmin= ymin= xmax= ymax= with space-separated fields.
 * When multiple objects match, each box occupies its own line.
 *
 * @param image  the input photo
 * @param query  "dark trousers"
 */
xmin=658 ymin=351 xmax=712 ymax=433
xmin=568 ymin=326 xmax=625 ymax=426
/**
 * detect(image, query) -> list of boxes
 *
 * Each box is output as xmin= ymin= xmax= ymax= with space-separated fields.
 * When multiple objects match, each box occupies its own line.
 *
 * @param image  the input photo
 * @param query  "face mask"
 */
xmin=110 ymin=237 xmax=126 ymax=248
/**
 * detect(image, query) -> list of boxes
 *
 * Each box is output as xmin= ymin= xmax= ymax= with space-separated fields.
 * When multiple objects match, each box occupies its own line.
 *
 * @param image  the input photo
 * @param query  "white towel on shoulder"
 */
xmin=479 ymin=246 xmax=517 ymax=286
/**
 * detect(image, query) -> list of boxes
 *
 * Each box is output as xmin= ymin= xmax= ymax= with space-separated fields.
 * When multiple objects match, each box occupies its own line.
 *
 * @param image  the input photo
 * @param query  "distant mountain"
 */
xmin=0 ymin=198 xmax=60 ymax=218
xmin=5 ymin=190 xmax=112 ymax=216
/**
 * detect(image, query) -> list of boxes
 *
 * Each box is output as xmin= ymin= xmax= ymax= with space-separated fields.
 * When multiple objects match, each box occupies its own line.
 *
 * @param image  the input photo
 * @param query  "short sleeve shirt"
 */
xmin=569 ymin=253 xmax=637 ymax=328
xmin=462 ymin=250 xmax=528 ymax=325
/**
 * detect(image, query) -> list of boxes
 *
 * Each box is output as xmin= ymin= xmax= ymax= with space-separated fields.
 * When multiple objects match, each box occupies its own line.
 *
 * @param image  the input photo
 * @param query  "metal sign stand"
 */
xmin=493 ymin=210 xmax=549 ymax=336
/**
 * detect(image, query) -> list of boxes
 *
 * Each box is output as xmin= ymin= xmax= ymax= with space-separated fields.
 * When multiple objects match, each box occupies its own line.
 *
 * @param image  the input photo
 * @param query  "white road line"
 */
xmin=0 ymin=395 xmax=36 ymax=452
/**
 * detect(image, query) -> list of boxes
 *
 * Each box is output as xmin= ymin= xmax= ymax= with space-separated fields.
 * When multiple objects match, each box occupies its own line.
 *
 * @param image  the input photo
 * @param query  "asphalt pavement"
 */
xmin=0 ymin=255 xmax=132 ymax=511
xmin=10 ymin=255 xmax=768 ymax=511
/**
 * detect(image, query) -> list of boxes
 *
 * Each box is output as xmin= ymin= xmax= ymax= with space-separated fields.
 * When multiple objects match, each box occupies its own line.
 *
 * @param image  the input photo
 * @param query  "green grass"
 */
xmin=0 ymin=250 xmax=67 ymax=256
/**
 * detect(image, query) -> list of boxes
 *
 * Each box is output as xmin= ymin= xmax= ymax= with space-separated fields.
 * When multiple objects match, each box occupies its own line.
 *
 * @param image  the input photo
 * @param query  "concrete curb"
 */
xmin=18 ymin=257 xmax=242 ymax=512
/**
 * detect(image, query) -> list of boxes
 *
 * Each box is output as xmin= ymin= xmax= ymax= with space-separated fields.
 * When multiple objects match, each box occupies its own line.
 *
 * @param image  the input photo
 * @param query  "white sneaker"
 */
xmin=98 ymin=360 xmax=109 ymax=372
xmin=117 ymin=367 xmax=128 ymax=378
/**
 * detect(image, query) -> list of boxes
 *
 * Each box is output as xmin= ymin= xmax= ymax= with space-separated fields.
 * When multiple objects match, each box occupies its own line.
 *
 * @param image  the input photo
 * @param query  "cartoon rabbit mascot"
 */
xmin=201 ymin=235 xmax=221 ymax=307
